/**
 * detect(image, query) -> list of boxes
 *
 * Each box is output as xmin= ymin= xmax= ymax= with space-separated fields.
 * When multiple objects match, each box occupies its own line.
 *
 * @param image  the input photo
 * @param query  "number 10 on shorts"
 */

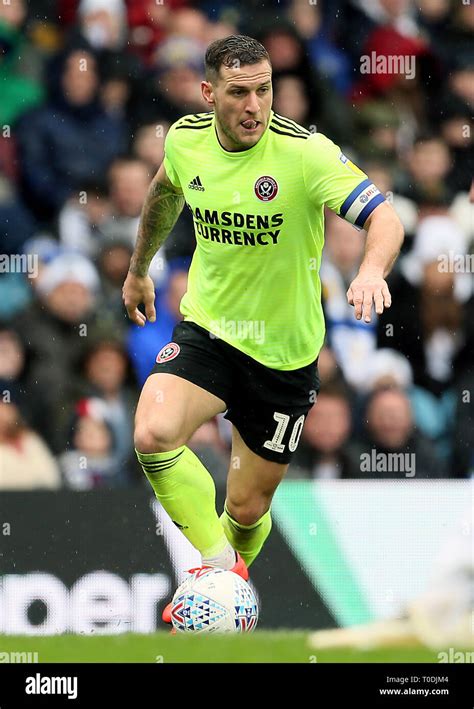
xmin=263 ymin=413 xmax=305 ymax=453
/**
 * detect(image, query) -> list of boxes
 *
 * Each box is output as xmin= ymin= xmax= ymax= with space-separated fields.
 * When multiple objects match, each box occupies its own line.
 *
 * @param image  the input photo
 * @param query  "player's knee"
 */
xmin=134 ymin=418 xmax=184 ymax=454
xmin=226 ymin=497 xmax=270 ymax=527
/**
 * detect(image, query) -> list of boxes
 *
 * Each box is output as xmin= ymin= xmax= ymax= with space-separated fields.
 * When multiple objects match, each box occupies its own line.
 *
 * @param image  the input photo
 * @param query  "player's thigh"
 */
xmin=225 ymin=425 xmax=288 ymax=524
xmin=134 ymin=372 xmax=227 ymax=452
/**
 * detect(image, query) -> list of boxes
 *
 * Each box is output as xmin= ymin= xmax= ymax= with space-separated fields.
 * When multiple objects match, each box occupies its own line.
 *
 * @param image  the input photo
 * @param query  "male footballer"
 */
xmin=122 ymin=35 xmax=404 ymax=625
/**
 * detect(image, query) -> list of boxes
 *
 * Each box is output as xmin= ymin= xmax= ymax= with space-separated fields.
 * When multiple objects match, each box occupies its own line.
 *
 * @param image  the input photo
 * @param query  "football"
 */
xmin=170 ymin=567 xmax=259 ymax=634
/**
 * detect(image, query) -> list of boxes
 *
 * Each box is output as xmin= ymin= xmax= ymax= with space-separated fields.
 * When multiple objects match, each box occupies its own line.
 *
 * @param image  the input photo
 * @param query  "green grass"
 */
xmin=0 ymin=633 xmax=444 ymax=663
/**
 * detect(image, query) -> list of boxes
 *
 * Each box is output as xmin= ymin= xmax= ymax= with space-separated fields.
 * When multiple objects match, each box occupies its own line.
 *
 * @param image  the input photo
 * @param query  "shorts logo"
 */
xmin=254 ymin=176 xmax=278 ymax=202
xmin=156 ymin=342 xmax=180 ymax=363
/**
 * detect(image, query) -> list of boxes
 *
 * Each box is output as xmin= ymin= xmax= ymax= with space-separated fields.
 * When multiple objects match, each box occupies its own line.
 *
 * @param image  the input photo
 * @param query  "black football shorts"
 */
xmin=149 ymin=321 xmax=320 ymax=464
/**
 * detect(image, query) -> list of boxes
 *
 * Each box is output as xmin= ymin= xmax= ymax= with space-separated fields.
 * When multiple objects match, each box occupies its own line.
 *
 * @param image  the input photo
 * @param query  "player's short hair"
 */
xmin=205 ymin=35 xmax=270 ymax=82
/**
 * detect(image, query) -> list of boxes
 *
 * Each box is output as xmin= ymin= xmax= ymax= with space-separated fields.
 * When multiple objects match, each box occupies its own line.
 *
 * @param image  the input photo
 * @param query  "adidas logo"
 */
xmin=188 ymin=175 xmax=205 ymax=191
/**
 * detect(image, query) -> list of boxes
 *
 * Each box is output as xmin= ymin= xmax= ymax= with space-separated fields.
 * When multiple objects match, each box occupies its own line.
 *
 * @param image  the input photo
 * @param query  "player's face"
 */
xmin=202 ymin=60 xmax=272 ymax=151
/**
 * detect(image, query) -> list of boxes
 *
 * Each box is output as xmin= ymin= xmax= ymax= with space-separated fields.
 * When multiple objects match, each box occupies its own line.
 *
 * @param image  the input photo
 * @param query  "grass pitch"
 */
xmin=0 ymin=633 xmax=444 ymax=663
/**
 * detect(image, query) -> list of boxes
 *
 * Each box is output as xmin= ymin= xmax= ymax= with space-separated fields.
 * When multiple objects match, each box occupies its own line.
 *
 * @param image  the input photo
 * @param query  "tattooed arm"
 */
xmin=123 ymin=163 xmax=185 ymax=326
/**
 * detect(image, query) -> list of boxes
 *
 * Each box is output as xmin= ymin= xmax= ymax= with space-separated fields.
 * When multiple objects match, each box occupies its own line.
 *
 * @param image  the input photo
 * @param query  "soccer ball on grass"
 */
xmin=170 ymin=567 xmax=258 ymax=634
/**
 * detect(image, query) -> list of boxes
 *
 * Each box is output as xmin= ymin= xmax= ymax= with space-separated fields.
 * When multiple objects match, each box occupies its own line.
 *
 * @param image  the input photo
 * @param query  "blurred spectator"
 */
xmin=99 ymin=156 xmax=151 ymax=244
xmin=130 ymin=121 xmax=197 ymax=260
xmin=11 ymin=252 xmax=103 ymax=452
xmin=58 ymin=178 xmax=111 ymax=258
xmin=130 ymin=35 xmax=208 ymax=127
xmin=0 ymin=327 xmax=42 ymax=431
xmin=289 ymin=383 xmax=361 ymax=479
xmin=321 ymin=210 xmax=377 ymax=390
xmin=75 ymin=337 xmax=137 ymax=470
xmin=0 ymin=235 xmax=61 ymax=323
xmin=436 ymin=86 xmax=473 ymax=193
xmin=16 ymin=47 xmax=126 ymax=220
xmin=273 ymin=75 xmax=313 ymax=128
xmin=0 ymin=178 xmax=36 ymax=255
xmin=74 ymin=0 xmax=128 ymax=52
xmin=396 ymin=134 xmax=453 ymax=206
xmin=126 ymin=0 xmax=189 ymax=66
xmin=132 ymin=120 xmax=169 ymax=172
xmin=0 ymin=399 xmax=60 ymax=490
xmin=451 ymin=370 xmax=474 ymax=479
xmin=288 ymin=0 xmax=351 ymax=95
xmin=357 ymin=348 xmax=451 ymax=457
xmin=65 ymin=0 xmax=142 ymax=121
xmin=353 ymin=101 xmax=402 ymax=168
xmin=351 ymin=23 xmax=441 ymax=141
xmin=258 ymin=22 xmax=352 ymax=142
xmin=59 ymin=397 xmax=127 ymax=489
xmin=364 ymin=162 xmax=418 ymax=244
xmin=0 ymin=0 xmax=45 ymax=126
xmin=96 ymin=237 xmax=133 ymax=329
xmin=380 ymin=215 xmax=472 ymax=396
xmin=358 ymin=387 xmax=446 ymax=478
xmin=431 ymin=3 xmax=474 ymax=69
xmin=97 ymin=155 xmax=169 ymax=290
xmin=316 ymin=344 xmax=348 ymax=389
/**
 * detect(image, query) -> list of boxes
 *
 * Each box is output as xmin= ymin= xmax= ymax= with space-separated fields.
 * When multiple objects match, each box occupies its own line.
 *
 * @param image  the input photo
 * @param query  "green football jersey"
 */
xmin=163 ymin=110 xmax=384 ymax=370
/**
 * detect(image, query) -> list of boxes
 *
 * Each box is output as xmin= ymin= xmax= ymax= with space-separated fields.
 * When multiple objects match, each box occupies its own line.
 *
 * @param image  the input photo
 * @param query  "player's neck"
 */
xmin=214 ymin=121 xmax=259 ymax=153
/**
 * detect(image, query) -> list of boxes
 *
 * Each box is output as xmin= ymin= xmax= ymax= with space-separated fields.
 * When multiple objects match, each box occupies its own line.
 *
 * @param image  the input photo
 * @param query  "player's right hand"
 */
xmin=122 ymin=272 xmax=156 ymax=327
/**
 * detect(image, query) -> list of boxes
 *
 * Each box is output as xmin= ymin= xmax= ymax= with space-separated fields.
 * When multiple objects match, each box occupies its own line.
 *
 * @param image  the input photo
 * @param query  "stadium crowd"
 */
xmin=0 ymin=0 xmax=472 ymax=488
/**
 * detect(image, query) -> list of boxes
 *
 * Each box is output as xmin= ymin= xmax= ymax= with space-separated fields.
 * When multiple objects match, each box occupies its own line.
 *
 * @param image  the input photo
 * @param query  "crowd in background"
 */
xmin=0 ymin=0 xmax=472 ymax=489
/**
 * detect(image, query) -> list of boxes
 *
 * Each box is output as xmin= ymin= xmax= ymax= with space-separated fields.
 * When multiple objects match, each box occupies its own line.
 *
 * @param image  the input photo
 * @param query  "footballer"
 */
xmin=122 ymin=35 xmax=404 ymax=625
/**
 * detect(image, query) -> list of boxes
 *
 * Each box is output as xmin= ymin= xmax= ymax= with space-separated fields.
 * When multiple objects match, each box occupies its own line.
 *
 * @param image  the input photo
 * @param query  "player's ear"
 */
xmin=201 ymin=80 xmax=215 ymax=107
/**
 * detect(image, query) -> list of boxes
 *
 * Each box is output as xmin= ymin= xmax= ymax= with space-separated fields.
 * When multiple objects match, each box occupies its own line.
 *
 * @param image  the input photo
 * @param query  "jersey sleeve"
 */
xmin=302 ymin=133 xmax=385 ymax=228
xmin=163 ymin=123 xmax=182 ymax=189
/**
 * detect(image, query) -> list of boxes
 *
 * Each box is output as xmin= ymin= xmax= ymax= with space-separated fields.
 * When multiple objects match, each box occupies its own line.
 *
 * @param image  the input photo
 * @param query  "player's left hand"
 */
xmin=346 ymin=269 xmax=392 ymax=323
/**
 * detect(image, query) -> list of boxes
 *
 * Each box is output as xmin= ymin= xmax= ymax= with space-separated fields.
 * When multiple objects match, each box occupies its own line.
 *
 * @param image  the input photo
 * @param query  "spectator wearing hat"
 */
xmin=356 ymin=348 xmax=451 ymax=460
xmin=12 ymin=251 xmax=103 ymax=452
xmin=59 ymin=397 xmax=127 ymax=489
xmin=130 ymin=34 xmax=208 ymax=128
xmin=0 ymin=397 xmax=60 ymax=490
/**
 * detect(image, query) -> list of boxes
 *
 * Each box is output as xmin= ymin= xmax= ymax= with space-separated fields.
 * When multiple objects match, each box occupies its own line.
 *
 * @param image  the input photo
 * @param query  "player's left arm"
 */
xmin=346 ymin=201 xmax=404 ymax=323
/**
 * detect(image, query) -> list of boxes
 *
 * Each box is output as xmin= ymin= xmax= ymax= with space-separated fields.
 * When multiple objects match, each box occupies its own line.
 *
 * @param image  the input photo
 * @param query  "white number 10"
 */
xmin=263 ymin=413 xmax=305 ymax=453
